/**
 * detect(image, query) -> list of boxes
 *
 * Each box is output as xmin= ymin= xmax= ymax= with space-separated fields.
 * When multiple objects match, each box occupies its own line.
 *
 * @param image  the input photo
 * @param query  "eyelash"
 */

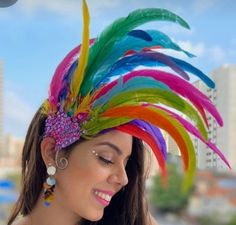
xmin=98 ymin=156 xmax=114 ymax=165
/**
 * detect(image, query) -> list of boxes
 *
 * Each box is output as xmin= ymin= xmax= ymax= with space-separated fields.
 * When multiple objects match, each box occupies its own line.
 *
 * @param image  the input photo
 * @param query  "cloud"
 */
xmin=159 ymin=24 xmax=194 ymax=37
xmin=178 ymin=40 xmax=205 ymax=56
xmin=4 ymin=84 xmax=34 ymax=137
xmin=16 ymin=0 xmax=121 ymax=17
xmin=208 ymin=46 xmax=225 ymax=62
xmin=177 ymin=41 xmax=226 ymax=63
xmin=17 ymin=0 xmax=79 ymax=16
xmin=192 ymin=0 xmax=219 ymax=13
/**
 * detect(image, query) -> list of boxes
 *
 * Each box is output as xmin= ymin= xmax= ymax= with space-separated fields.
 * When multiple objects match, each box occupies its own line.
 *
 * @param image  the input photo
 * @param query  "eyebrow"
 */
xmin=95 ymin=142 xmax=124 ymax=156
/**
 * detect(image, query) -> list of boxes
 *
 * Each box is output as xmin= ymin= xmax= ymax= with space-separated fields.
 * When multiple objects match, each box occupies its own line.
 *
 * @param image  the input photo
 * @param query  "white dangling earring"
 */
xmin=43 ymin=163 xmax=56 ymax=207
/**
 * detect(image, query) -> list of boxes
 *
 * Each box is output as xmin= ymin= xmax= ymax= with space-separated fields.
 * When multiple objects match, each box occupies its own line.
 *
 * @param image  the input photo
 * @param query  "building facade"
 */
xmin=194 ymin=65 xmax=236 ymax=171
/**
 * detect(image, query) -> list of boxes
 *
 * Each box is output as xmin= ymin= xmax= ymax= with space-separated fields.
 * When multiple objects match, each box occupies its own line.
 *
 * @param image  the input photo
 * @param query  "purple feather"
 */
xmin=131 ymin=119 xmax=167 ymax=159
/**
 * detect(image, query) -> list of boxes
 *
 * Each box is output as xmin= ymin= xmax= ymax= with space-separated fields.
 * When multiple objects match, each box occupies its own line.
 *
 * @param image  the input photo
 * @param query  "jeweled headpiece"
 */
xmin=42 ymin=0 xmax=229 ymax=190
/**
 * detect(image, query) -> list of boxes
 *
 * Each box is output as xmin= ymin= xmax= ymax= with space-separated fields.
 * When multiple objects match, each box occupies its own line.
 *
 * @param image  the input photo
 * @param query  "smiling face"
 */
xmin=54 ymin=130 xmax=133 ymax=221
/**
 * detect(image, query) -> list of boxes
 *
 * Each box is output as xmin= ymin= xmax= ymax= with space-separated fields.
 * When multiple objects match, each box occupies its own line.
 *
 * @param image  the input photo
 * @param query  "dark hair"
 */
xmin=7 ymin=107 xmax=149 ymax=225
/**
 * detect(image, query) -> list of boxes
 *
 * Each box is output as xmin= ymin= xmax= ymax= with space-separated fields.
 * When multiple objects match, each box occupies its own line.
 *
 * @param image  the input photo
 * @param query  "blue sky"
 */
xmin=0 ymin=0 xmax=235 ymax=138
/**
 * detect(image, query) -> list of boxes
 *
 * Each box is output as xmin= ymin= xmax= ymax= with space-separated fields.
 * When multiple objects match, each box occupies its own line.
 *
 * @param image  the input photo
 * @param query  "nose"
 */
xmin=108 ymin=164 xmax=129 ymax=187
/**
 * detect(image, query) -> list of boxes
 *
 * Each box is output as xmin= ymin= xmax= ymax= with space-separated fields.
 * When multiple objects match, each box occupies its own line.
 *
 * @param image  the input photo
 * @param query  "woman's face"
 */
xmin=54 ymin=130 xmax=133 ymax=221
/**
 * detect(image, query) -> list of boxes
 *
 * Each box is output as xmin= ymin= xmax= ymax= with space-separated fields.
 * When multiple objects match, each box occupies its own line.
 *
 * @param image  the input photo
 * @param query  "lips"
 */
xmin=93 ymin=189 xmax=115 ymax=207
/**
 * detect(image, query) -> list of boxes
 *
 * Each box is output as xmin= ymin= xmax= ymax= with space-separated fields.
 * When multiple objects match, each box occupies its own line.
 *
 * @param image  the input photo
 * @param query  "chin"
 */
xmin=83 ymin=210 xmax=104 ymax=222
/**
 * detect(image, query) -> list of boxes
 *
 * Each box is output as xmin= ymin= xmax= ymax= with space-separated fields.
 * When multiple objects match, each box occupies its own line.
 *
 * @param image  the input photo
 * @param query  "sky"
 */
xmin=0 ymin=0 xmax=235 ymax=138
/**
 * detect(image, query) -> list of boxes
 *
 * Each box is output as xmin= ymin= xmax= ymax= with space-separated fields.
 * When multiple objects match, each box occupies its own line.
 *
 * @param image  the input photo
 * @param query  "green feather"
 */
xmin=80 ymin=8 xmax=190 ymax=96
xmin=95 ymin=88 xmax=208 ymax=140
xmin=82 ymin=117 xmax=131 ymax=136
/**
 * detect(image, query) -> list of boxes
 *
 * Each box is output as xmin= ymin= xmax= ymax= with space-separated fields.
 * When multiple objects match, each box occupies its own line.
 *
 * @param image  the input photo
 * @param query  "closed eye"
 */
xmin=98 ymin=156 xmax=114 ymax=165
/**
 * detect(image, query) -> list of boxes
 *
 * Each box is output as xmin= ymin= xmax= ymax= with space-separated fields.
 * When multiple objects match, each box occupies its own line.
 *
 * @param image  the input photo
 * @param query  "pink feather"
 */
xmin=93 ymin=69 xmax=223 ymax=126
xmin=49 ymin=39 xmax=95 ymax=108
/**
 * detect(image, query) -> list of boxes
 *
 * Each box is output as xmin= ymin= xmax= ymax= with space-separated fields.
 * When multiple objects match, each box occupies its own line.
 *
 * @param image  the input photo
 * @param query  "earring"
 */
xmin=43 ymin=163 xmax=56 ymax=207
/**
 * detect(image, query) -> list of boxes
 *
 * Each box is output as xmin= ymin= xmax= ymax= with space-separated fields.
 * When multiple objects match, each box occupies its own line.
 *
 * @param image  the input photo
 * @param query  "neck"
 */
xmin=28 ymin=190 xmax=81 ymax=225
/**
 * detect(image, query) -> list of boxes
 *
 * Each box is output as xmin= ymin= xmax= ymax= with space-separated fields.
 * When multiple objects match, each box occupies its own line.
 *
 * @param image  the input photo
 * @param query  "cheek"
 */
xmin=55 ymin=160 xmax=112 ymax=220
xmin=56 ymin=160 xmax=110 ymax=197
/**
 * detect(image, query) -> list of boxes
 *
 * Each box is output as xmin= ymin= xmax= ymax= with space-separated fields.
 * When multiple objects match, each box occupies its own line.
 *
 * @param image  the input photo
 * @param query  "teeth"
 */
xmin=95 ymin=190 xmax=112 ymax=202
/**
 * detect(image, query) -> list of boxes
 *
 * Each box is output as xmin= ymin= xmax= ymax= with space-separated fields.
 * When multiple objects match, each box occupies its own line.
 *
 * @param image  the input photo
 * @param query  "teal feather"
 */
xmin=80 ymin=8 xmax=190 ymax=96
xmin=93 ymin=76 xmax=170 ymax=108
xmin=146 ymin=30 xmax=195 ymax=57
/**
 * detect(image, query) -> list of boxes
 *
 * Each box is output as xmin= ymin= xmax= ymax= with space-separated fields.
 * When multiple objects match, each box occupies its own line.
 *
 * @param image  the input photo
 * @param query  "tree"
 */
xmin=149 ymin=164 xmax=193 ymax=214
xmin=197 ymin=215 xmax=223 ymax=225
xmin=228 ymin=214 xmax=236 ymax=225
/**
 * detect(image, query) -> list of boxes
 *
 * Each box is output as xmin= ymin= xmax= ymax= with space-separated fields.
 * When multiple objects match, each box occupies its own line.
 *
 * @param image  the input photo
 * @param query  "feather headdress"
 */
xmin=42 ymin=0 xmax=229 ymax=191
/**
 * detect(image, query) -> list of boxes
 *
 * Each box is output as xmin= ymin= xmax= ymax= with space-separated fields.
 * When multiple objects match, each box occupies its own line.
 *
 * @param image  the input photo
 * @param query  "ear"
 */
xmin=41 ymin=137 xmax=56 ymax=166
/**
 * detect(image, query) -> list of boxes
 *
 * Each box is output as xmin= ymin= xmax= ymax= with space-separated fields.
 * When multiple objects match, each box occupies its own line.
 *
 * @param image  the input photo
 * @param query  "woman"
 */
xmin=8 ymin=109 xmax=157 ymax=225
xmin=8 ymin=0 xmax=228 ymax=224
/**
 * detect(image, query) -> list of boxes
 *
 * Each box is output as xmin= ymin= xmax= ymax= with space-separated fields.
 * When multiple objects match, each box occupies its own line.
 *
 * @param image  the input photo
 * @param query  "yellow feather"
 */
xmin=71 ymin=0 xmax=90 ymax=99
xmin=41 ymin=100 xmax=50 ymax=115
xmin=75 ymin=93 xmax=92 ymax=114
xmin=144 ymin=107 xmax=196 ymax=191
xmin=147 ymin=107 xmax=197 ymax=191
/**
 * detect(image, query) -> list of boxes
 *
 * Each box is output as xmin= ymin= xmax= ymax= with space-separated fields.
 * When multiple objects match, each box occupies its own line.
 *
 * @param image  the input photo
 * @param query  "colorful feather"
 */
xmin=82 ymin=116 xmax=132 ymax=136
xmin=96 ymin=86 xmax=208 ymax=140
xmin=139 ymin=30 xmax=195 ymax=58
xmin=49 ymin=46 xmax=80 ymax=109
xmin=116 ymin=123 xmax=167 ymax=181
xmin=128 ymin=30 xmax=153 ymax=41
xmin=149 ymin=105 xmax=230 ymax=168
xmin=70 ymin=0 xmax=90 ymax=103
xmin=108 ymin=51 xmax=190 ymax=80
xmin=48 ymin=38 xmax=95 ymax=110
xmin=93 ymin=29 xmax=194 ymax=89
xmin=131 ymin=119 xmax=167 ymax=160
xmin=92 ymin=76 xmax=170 ymax=108
xmin=94 ymin=69 xmax=222 ymax=126
xmin=108 ymin=51 xmax=215 ymax=88
xmin=101 ymin=105 xmax=196 ymax=191
xmin=80 ymin=8 xmax=190 ymax=96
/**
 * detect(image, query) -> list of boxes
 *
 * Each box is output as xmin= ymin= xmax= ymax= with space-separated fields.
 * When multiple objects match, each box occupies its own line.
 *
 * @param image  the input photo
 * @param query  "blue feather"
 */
xmin=106 ymin=52 xmax=215 ymax=88
xmin=128 ymin=30 xmax=153 ymax=41
xmin=109 ymin=51 xmax=190 ymax=80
